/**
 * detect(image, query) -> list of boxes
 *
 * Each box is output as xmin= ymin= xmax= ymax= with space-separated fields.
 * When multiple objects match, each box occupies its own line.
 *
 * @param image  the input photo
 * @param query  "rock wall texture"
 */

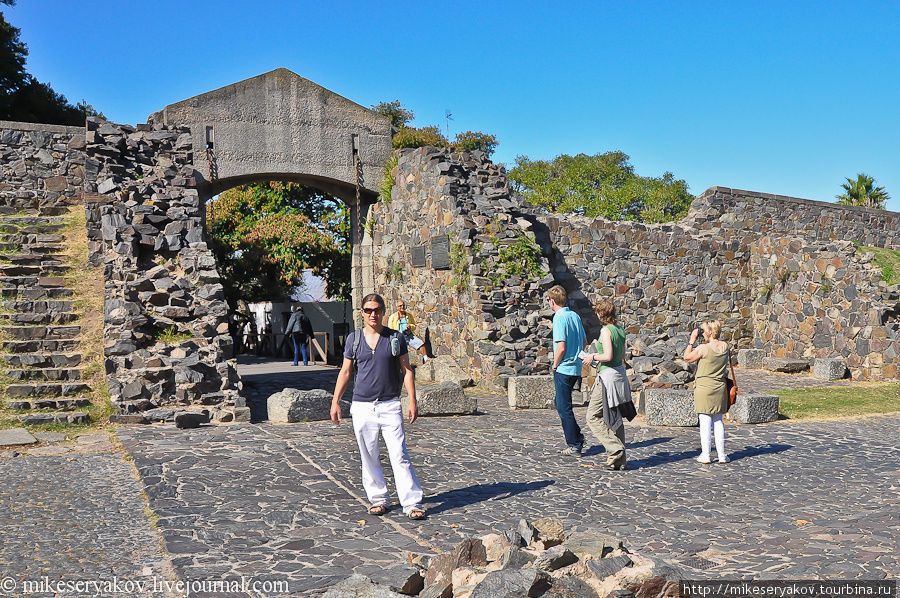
xmin=0 ymin=121 xmax=84 ymax=213
xmin=371 ymin=148 xmax=900 ymax=384
xmin=81 ymin=118 xmax=240 ymax=413
xmin=751 ymin=236 xmax=900 ymax=379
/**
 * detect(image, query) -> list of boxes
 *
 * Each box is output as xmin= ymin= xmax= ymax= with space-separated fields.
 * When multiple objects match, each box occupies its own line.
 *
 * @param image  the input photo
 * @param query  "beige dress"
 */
xmin=694 ymin=343 xmax=729 ymax=415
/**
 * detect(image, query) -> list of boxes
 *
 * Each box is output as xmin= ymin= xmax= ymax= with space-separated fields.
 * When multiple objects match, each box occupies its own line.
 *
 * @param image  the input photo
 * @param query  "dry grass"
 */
xmin=0 ymin=207 xmax=114 ymax=434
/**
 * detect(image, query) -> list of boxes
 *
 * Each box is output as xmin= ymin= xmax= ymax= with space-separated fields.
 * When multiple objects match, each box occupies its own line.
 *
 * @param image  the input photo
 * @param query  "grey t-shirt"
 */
xmin=344 ymin=327 xmax=408 ymax=402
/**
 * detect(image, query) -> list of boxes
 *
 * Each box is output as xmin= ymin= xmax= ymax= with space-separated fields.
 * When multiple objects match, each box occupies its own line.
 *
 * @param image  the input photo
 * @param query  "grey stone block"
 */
xmin=470 ymin=569 xmax=551 ymax=598
xmin=737 ymin=349 xmax=765 ymax=369
xmin=109 ymin=414 xmax=149 ymax=425
xmin=644 ymin=389 xmax=698 ymax=426
xmin=403 ymin=382 xmax=477 ymax=416
xmin=232 ymin=406 xmax=251 ymax=422
xmin=586 ymin=555 xmax=633 ymax=580
xmin=813 ymin=358 xmax=847 ymax=380
xmin=416 ymin=355 xmax=474 ymax=387
xmin=730 ymin=393 xmax=779 ymax=424
xmin=322 ymin=574 xmax=405 ymax=598
xmin=764 ymin=358 xmax=810 ymax=373
xmin=267 ymin=388 xmax=346 ymax=423
xmin=508 ymin=375 xmax=553 ymax=409
xmin=0 ymin=428 xmax=37 ymax=447
xmin=531 ymin=545 xmax=578 ymax=571
xmin=174 ymin=411 xmax=208 ymax=429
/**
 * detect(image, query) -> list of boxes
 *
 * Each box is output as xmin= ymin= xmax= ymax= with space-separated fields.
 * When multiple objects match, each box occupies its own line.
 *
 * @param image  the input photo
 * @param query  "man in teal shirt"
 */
xmin=548 ymin=285 xmax=586 ymax=456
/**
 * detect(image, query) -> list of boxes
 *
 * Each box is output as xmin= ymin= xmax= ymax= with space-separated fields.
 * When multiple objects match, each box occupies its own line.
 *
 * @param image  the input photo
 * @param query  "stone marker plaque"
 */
xmin=431 ymin=235 xmax=450 ymax=270
xmin=410 ymin=245 xmax=426 ymax=268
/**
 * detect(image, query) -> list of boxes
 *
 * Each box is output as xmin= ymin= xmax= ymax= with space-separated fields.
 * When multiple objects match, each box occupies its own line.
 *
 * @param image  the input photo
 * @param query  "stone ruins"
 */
xmin=2 ymin=67 xmax=898 ymax=418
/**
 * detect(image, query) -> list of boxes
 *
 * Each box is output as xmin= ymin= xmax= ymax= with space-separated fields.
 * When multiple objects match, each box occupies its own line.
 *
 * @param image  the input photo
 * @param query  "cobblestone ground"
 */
xmin=0 ymin=436 xmax=177 ymax=598
xmin=118 ymin=383 xmax=900 ymax=597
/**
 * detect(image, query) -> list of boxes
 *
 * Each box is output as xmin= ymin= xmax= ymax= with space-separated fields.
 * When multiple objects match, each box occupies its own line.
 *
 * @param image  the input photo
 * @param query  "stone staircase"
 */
xmin=0 ymin=208 xmax=92 ymax=425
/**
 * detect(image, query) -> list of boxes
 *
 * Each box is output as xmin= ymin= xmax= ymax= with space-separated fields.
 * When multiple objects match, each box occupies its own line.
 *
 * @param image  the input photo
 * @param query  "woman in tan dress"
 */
xmin=683 ymin=320 xmax=730 ymax=464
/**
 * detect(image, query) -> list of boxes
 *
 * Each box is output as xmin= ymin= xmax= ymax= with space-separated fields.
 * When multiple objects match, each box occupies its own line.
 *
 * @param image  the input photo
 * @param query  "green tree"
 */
xmin=206 ymin=182 xmax=351 ymax=311
xmin=0 ymin=4 xmax=101 ymax=125
xmin=451 ymin=130 xmax=499 ymax=157
xmin=392 ymin=125 xmax=448 ymax=149
xmin=371 ymin=99 xmax=414 ymax=129
xmin=836 ymin=173 xmax=890 ymax=210
xmin=509 ymin=152 xmax=693 ymax=223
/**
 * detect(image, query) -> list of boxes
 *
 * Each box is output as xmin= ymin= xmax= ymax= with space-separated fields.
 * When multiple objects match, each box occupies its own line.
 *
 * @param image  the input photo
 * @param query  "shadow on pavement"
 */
xmin=628 ymin=436 xmax=674 ymax=449
xmin=729 ymin=442 xmax=792 ymax=462
xmin=425 ymin=480 xmax=554 ymax=515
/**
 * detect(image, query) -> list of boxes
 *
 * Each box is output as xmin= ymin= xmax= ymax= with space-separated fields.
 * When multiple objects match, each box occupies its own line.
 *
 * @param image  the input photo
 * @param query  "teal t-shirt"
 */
xmin=552 ymin=307 xmax=585 ymax=376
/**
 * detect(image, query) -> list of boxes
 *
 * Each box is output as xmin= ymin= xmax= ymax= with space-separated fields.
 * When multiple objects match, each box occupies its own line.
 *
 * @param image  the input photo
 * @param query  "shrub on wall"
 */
xmin=392 ymin=126 xmax=448 ymax=149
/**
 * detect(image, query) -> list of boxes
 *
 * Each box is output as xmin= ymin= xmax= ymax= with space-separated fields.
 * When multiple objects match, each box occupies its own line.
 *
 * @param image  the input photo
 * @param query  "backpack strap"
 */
xmin=351 ymin=328 xmax=364 ymax=370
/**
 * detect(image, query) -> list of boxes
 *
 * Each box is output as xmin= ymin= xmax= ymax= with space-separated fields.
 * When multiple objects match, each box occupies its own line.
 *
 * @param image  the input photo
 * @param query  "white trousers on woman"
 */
xmin=698 ymin=413 xmax=726 ymax=460
xmin=350 ymin=399 xmax=423 ymax=512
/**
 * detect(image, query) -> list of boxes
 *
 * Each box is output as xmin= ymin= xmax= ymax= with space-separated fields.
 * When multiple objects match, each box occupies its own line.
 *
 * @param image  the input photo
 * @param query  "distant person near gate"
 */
xmin=284 ymin=305 xmax=314 ymax=366
xmin=388 ymin=300 xmax=429 ymax=363
xmin=330 ymin=293 xmax=426 ymax=520
xmin=548 ymin=285 xmax=587 ymax=457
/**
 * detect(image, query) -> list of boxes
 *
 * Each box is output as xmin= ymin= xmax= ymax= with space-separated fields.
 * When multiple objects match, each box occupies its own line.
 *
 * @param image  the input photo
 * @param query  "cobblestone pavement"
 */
xmin=118 ymin=388 xmax=900 ymax=597
xmin=0 ymin=436 xmax=177 ymax=598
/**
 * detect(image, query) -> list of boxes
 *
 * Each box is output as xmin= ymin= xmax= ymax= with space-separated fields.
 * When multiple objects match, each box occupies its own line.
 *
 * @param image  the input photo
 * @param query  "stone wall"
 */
xmin=687 ymin=186 xmax=900 ymax=249
xmin=0 ymin=121 xmax=85 ymax=213
xmin=370 ymin=147 xmax=553 ymax=379
xmin=82 ymin=118 xmax=239 ymax=413
xmin=750 ymin=236 xmax=900 ymax=379
xmin=371 ymin=148 xmax=900 ymax=384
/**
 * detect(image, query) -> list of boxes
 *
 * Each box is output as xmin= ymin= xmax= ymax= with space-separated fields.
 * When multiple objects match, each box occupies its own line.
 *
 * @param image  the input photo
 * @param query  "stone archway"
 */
xmin=148 ymin=68 xmax=392 ymax=311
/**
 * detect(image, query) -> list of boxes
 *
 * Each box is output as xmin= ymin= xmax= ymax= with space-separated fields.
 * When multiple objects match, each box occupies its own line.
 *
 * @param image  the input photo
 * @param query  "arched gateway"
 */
xmin=84 ymin=69 xmax=391 ymax=416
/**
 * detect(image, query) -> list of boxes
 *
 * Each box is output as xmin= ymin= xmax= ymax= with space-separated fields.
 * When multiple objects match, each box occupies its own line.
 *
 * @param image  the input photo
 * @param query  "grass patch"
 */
xmin=153 ymin=325 xmax=194 ymax=344
xmin=859 ymin=245 xmax=900 ymax=285
xmin=777 ymin=383 xmax=900 ymax=419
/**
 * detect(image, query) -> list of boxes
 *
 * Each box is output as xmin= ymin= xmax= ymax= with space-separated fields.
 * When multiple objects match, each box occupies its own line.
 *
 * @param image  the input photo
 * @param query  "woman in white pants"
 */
xmin=683 ymin=320 xmax=730 ymax=464
xmin=330 ymin=293 xmax=425 ymax=519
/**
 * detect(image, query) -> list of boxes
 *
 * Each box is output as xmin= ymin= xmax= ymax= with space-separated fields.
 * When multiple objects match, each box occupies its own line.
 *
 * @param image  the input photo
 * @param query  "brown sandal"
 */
xmin=368 ymin=504 xmax=388 ymax=516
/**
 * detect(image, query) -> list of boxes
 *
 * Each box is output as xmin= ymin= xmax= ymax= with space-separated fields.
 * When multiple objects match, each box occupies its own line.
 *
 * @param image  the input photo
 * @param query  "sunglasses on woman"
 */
xmin=361 ymin=307 xmax=381 ymax=315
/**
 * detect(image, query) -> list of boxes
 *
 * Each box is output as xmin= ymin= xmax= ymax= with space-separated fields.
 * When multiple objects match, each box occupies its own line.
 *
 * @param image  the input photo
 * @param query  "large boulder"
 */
xmin=812 ymin=358 xmax=847 ymax=381
xmin=267 ymin=388 xmax=347 ymax=423
xmin=643 ymin=389 xmax=698 ymax=426
xmin=508 ymin=375 xmax=553 ymax=409
xmin=322 ymin=574 xmax=405 ymax=598
xmin=417 ymin=355 xmax=474 ymax=387
xmin=730 ymin=393 xmax=779 ymax=424
xmin=403 ymin=382 xmax=477 ymax=416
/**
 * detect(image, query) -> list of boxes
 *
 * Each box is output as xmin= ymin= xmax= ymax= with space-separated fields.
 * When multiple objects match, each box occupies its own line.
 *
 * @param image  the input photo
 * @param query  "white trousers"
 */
xmin=699 ymin=413 xmax=726 ymax=460
xmin=350 ymin=399 xmax=423 ymax=512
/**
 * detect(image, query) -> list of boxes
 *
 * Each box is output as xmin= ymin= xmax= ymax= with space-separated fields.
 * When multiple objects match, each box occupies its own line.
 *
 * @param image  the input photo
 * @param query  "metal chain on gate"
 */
xmin=353 ymin=137 xmax=363 ymax=327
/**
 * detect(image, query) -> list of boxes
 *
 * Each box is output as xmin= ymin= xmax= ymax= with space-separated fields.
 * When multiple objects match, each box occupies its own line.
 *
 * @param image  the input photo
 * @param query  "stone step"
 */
xmin=7 ymin=368 xmax=83 ymax=381
xmin=0 ymin=234 xmax=65 ymax=244
xmin=0 ymin=216 xmax=65 ymax=226
xmin=0 ymin=206 xmax=68 ymax=217
xmin=0 ymin=264 xmax=68 ymax=276
xmin=1 ymin=299 xmax=75 ymax=314
xmin=7 ymin=397 xmax=91 ymax=410
xmin=16 ymin=411 xmax=89 ymax=425
xmin=0 ymin=311 xmax=78 ymax=325
xmin=4 ymin=382 xmax=91 ymax=397
xmin=0 ymin=243 xmax=65 ymax=254
xmin=0 ymin=253 xmax=64 ymax=266
xmin=1 ymin=287 xmax=73 ymax=299
xmin=2 ymin=353 xmax=82 ymax=368
xmin=0 ymin=275 xmax=67 ymax=288
xmin=1 ymin=325 xmax=81 ymax=340
xmin=15 ymin=224 xmax=66 ymax=234
xmin=1 ymin=339 xmax=80 ymax=353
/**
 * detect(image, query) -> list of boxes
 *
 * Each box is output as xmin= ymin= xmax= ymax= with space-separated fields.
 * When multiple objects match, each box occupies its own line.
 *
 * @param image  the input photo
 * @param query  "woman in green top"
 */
xmin=683 ymin=320 xmax=730 ymax=464
xmin=582 ymin=299 xmax=635 ymax=471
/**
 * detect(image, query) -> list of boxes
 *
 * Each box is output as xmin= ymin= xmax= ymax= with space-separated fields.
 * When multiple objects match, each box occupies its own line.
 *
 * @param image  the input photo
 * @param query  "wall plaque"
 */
xmin=410 ymin=245 xmax=426 ymax=268
xmin=431 ymin=235 xmax=450 ymax=270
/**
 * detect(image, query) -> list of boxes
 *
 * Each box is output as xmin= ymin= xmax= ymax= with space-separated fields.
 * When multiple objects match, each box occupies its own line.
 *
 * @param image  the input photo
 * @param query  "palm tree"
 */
xmin=836 ymin=173 xmax=890 ymax=209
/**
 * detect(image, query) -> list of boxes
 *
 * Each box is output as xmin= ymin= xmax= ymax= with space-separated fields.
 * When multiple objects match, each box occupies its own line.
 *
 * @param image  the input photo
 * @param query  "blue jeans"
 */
xmin=554 ymin=371 xmax=584 ymax=449
xmin=292 ymin=334 xmax=308 ymax=366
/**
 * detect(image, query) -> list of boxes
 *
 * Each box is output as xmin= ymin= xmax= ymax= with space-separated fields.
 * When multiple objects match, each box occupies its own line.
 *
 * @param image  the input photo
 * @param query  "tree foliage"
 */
xmin=508 ymin=151 xmax=693 ymax=223
xmin=0 ymin=6 xmax=101 ymax=125
xmin=373 ymin=99 xmax=499 ymax=157
xmin=836 ymin=173 xmax=890 ymax=210
xmin=206 ymin=182 xmax=351 ymax=309
xmin=372 ymin=99 xmax=414 ymax=129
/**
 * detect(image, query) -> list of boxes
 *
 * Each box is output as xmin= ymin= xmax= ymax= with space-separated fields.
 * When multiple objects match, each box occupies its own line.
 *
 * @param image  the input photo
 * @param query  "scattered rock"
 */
xmin=812 ymin=358 xmax=847 ymax=380
xmin=174 ymin=411 xmax=208 ymax=429
xmin=764 ymin=358 xmax=810 ymax=373
xmin=470 ymin=568 xmax=551 ymax=598
xmin=586 ymin=555 xmax=634 ymax=580
xmin=532 ymin=545 xmax=578 ymax=571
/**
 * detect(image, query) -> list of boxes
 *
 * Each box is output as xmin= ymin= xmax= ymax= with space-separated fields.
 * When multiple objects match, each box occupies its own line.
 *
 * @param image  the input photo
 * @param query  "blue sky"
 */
xmin=8 ymin=1 xmax=899 ymax=210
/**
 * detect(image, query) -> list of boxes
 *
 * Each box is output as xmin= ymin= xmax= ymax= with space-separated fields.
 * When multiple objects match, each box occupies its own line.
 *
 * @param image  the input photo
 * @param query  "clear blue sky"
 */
xmin=8 ymin=1 xmax=899 ymax=210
